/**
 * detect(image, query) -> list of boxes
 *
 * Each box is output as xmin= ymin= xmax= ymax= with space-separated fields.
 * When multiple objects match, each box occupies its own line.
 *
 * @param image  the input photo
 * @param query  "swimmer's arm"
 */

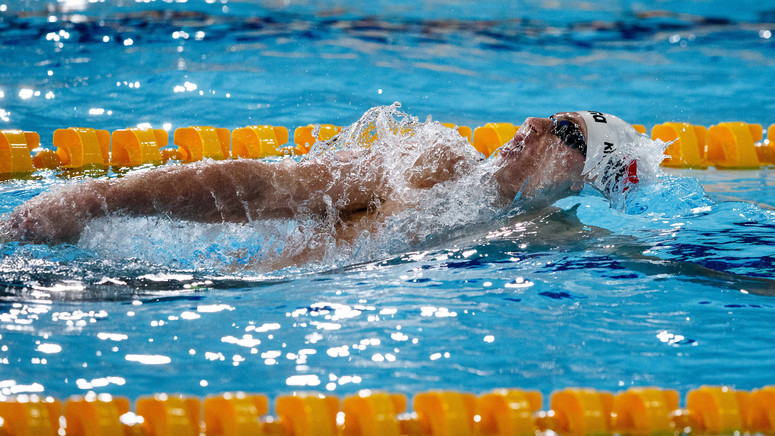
xmin=588 ymin=230 xmax=775 ymax=296
xmin=614 ymin=246 xmax=775 ymax=297
xmin=2 ymin=157 xmax=385 ymax=244
xmin=3 ymin=159 xmax=287 ymax=244
xmin=546 ymin=206 xmax=775 ymax=296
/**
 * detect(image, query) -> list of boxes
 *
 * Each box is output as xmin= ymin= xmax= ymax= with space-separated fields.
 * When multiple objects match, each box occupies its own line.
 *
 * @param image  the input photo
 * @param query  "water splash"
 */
xmin=584 ymin=126 xmax=671 ymax=210
xmin=72 ymin=104 xmax=503 ymax=273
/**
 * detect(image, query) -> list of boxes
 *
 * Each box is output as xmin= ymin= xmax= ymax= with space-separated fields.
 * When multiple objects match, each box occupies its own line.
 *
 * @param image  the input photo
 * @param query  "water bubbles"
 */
xmin=35 ymin=343 xmax=62 ymax=354
xmin=97 ymin=333 xmax=128 ymax=341
xmin=116 ymin=81 xmax=140 ymax=88
xmin=286 ymin=374 xmax=320 ymax=387
xmin=197 ymin=304 xmax=234 ymax=313
xmin=124 ymin=354 xmax=171 ymax=365
xmin=76 ymin=377 xmax=125 ymax=390
xmin=18 ymin=88 xmax=34 ymax=99
xmin=45 ymin=30 xmax=70 ymax=42
xmin=221 ymin=335 xmax=261 ymax=348
xmin=173 ymin=82 xmax=198 ymax=93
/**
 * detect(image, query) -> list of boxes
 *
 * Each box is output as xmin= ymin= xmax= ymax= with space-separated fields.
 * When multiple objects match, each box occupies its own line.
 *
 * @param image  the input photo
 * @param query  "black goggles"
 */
xmin=550 ymin=115 xmax=587 ymax=157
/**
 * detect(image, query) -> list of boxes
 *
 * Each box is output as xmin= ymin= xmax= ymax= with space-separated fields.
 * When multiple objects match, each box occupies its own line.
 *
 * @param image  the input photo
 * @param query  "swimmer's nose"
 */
xmin=523 ymin=117 xmax=553 ymax=135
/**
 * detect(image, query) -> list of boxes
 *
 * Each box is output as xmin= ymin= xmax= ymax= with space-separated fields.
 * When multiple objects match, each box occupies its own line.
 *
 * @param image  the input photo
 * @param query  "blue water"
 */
xmin=1 ymin=0 xmax=775 ymax=402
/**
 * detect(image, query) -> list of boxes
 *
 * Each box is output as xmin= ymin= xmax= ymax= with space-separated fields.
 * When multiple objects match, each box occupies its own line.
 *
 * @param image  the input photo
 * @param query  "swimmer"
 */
xmin=0 ymin=109 xmax=646 ymax=252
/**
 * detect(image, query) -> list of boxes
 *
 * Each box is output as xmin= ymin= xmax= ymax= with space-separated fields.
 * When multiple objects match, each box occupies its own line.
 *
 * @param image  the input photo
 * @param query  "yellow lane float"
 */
xmin=1 ymin=386 xmax=775 ymax=436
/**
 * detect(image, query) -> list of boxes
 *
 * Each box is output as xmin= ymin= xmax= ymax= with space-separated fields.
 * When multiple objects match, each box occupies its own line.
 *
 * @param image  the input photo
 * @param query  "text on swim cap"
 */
xmin=588 ymin=111 xmax=608 ymax=124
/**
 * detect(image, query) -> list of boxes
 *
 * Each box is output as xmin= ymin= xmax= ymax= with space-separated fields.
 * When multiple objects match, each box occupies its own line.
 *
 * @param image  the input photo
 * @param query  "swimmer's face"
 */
xmin=494 ymin=112 xmax=587 ymax=203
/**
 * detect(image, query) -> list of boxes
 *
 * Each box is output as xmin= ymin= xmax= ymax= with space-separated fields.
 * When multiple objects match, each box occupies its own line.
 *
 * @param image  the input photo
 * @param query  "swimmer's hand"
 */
xmin=2 ymin=180 xmax=109 ymax=244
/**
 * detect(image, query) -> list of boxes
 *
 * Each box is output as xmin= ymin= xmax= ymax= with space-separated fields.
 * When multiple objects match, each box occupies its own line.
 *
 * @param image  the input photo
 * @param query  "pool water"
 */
xmin=1 ymin=0 xmax=775 ymax=401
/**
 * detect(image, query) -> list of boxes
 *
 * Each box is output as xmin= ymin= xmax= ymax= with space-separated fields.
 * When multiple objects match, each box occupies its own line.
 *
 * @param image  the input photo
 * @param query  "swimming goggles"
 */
xmin=550 ymin=115 xmax=587 ymax=157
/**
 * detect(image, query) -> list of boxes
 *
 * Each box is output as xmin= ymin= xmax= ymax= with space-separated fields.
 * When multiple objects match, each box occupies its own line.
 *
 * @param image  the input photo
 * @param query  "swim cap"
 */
xmin=577 ymin=111 xmax=642 ymax=197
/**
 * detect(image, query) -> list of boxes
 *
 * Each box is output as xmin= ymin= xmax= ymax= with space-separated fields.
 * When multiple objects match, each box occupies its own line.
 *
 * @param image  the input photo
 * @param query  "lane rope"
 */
xmin=0 ymin=386 xmax=771 ymax=436
xmin=1 ymin=121 xmax=774 ymax=176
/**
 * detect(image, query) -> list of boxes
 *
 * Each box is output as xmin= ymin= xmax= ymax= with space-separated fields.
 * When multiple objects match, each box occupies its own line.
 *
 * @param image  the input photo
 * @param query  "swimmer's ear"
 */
xmin=569 ymin=181 xmax=585 ymax=193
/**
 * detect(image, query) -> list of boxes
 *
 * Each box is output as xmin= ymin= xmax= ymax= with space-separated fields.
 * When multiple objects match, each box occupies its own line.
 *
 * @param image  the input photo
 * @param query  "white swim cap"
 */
xmin=577 ymin=111 xmax=643 ymax=197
